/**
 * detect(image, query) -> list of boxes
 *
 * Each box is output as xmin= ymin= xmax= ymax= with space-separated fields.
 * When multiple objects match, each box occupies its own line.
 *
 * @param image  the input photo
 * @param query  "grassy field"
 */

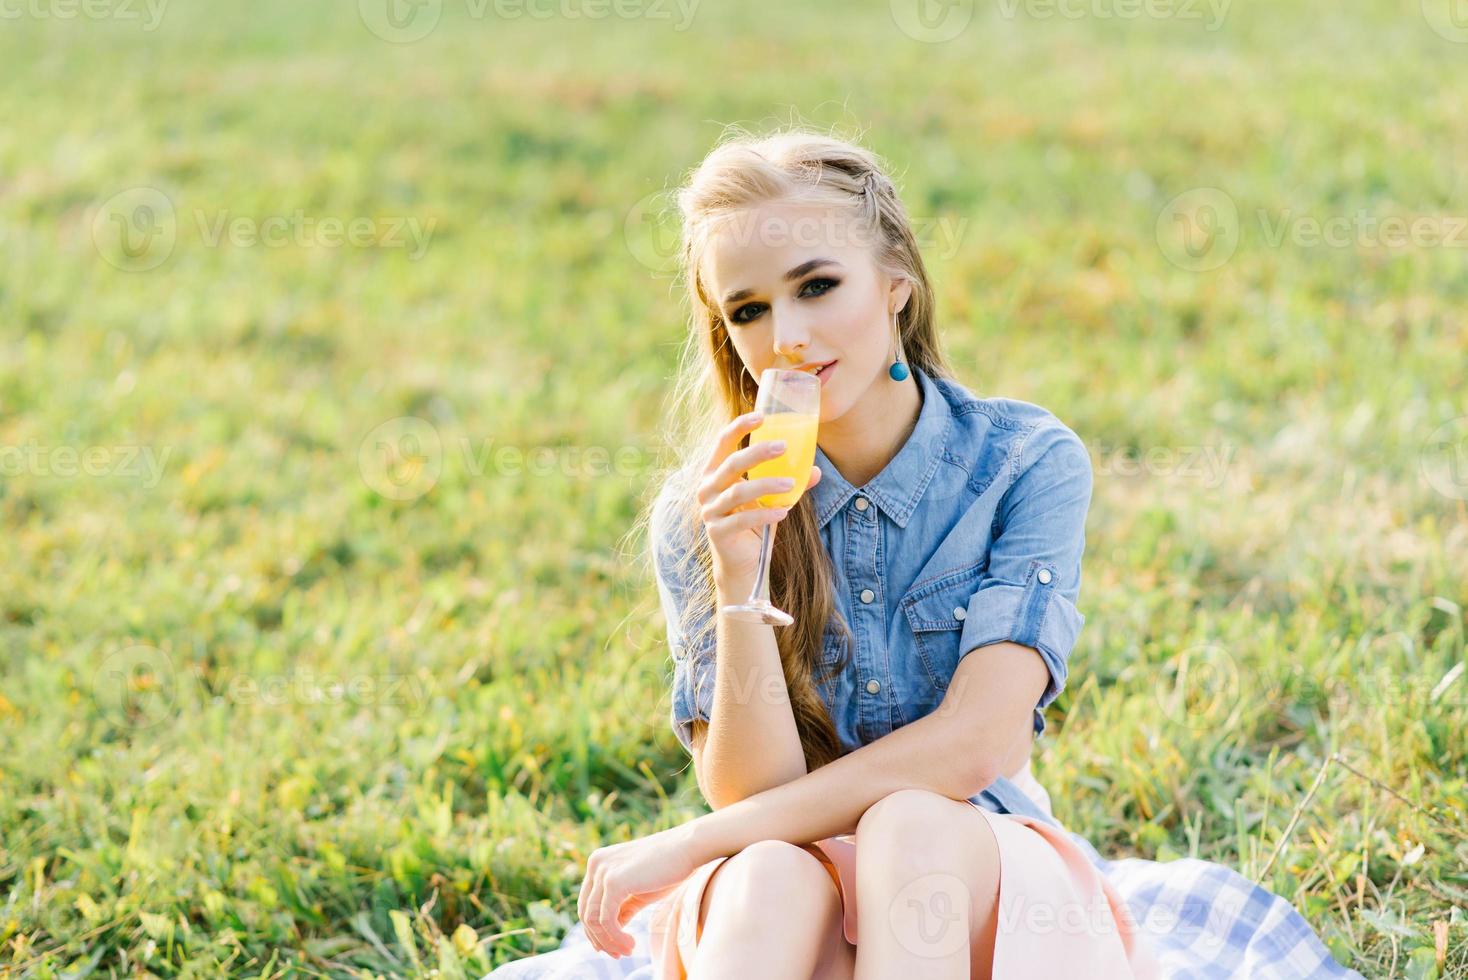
xmin=1 ymin=0 xmax=1465 ymax=975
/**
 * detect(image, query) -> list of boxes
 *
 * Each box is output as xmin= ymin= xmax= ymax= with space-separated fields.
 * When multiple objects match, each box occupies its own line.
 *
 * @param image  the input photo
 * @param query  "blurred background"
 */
xmin=1 ymin=0 xmax=1465 ymax=975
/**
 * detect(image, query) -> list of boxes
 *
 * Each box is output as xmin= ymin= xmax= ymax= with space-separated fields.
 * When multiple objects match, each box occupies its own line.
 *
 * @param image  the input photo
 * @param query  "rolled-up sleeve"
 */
xmin=957 ymin=423 xmax=1092 ymax=733
xmin=650 ymin=487 xmax=718 ymax=756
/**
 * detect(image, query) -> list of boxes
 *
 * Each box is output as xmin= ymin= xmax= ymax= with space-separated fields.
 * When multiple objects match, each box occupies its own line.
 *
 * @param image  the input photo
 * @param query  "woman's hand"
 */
xmin=696 ymin=411 xmax=822 ymax=589
xmin=576 ymin=825 xmax=702 ymax=959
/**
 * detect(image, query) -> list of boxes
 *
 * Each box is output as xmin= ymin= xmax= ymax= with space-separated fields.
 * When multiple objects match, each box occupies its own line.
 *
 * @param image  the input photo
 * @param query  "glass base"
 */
xmin=720 ymin=600 xmax=794 ymax=627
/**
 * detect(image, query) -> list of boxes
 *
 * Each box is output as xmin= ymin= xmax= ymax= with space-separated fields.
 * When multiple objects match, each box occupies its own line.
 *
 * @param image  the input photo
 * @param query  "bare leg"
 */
xmin=851 ymin=789 xmax=1003 ymax=980
xmin=690 ymin=839 xmax=845 ymax=980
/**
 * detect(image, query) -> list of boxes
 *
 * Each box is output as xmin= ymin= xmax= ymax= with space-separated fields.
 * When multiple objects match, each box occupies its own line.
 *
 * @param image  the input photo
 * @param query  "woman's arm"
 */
xmin=691 ymin=569 xmax=809 ymax=810
xmin=676 ymin=640 xmax=1049 ymax=864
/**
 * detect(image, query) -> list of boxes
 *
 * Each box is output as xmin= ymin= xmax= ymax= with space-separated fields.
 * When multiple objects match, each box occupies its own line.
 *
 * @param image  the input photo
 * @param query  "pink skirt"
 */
xmin=646 ymin=762 xmax=1160 ymax=978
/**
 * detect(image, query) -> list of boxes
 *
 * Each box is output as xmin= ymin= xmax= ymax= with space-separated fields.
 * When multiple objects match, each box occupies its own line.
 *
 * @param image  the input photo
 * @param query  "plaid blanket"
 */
xmin=484 ymin=825 xmax=1364 ymax=979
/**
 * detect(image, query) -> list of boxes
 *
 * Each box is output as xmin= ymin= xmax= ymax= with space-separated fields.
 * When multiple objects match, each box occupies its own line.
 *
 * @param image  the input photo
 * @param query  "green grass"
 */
xmin=1 ymin=0 xmax=1465 ymax=975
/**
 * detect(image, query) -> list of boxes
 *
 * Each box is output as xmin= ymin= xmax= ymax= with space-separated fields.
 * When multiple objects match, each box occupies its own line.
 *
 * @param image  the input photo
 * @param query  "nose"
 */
xmin=770 ymin=304 xmax=810 ymax=366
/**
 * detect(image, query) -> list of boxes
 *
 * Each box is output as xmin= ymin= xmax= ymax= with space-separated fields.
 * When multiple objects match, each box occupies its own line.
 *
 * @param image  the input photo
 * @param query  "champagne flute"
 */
xmin=721 ymin=368 xmax=822 ymax=626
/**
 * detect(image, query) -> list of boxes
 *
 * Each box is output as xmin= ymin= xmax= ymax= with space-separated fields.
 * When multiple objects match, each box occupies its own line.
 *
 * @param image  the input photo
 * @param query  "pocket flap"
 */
xmin=901 ymin=560 xmax=986 ymax=632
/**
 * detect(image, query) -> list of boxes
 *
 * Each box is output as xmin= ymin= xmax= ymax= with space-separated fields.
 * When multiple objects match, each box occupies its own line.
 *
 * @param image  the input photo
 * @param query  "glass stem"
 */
xmin=745 ymin=522 xmax=774 ymax=605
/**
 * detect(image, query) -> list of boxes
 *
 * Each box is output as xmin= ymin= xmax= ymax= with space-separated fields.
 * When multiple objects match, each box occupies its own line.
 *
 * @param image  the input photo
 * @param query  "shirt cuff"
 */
xmin=669 ymin=636 xmax=716 ymax=755
xmin=957 ymin=561 xmax=1085 ymax=715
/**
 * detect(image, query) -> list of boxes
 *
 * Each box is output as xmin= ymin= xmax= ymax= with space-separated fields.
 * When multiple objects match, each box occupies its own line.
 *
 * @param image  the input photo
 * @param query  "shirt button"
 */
xmin=859 ymin=588 xmax=875 ymax=603
xmin=1037 ymin=568 xmax=1053 ymax=585
xmin=953 ymin=607 xmax=966 ymax=620
xmin=854 ymin=496 xmax=869 ymax=511
xmin=865 ymin=679 xmax=881 ymax=694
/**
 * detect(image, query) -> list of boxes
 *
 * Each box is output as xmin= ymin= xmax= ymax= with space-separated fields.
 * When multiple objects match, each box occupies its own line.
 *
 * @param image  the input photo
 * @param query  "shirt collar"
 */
xmin=810 ymin=365 xmax=951 ymax=530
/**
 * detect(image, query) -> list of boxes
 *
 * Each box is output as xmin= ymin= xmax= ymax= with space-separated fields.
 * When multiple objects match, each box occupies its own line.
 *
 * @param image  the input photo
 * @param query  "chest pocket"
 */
xmin=901 ymin=560 xmax=987 ymax=694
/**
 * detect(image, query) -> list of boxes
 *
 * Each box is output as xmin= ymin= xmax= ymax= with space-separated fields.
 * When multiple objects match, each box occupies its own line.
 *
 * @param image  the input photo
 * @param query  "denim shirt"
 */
xmin=652 ymin=366 xmax=1093 ymax=828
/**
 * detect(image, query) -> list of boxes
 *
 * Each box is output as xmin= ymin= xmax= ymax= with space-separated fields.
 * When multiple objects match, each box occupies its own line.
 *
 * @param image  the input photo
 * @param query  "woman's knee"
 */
xmin=856 ymin=788 xmax=1001 ymax=880
xmin=698 ymin=839 xmax=840 ymax=930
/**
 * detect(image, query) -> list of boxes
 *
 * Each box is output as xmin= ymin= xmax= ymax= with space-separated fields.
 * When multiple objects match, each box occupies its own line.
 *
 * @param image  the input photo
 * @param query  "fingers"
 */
xmin=709 ymin=437 xmax=786 ymax=498
xmin=704 ymin=476 xmax=795 ymax=521
xmin=707 ymin=505 xmax=790 ymax=538
xmin=700 ymin=411 xmax=763 ymax=490
xmin=583 ymin=875 xmax=618 ymax=956
xmin=598 ymin=886 xmax=633 ymax=956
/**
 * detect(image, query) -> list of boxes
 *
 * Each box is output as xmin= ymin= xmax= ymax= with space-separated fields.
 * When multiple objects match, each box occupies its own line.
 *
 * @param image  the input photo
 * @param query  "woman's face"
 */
xmin=702 ymin=199 xmax=911 ymax=423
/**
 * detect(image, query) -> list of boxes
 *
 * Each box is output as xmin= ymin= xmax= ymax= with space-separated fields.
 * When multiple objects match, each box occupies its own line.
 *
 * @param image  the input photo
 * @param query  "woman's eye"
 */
xmin=730 ymin=303 xmax=764 ymax=325
xmin=729 ymin=279 xmax=839 ymax=325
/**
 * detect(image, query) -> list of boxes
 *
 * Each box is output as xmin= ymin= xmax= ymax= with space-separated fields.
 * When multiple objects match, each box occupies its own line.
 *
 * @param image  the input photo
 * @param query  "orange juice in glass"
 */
xmin=746 ymin=411 xmax=820 ymax=508
xmin=722 ymin=368 xmax=821 ymax=626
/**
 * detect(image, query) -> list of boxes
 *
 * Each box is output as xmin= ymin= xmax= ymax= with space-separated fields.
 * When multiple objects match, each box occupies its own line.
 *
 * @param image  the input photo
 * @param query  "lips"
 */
xmin=815 ymin=360 xmax=836 ymax=386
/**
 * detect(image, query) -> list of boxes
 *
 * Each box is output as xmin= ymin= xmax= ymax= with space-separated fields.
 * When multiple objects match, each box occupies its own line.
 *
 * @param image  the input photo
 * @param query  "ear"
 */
xmin=889 ymin=275 xmax=913 ymax=318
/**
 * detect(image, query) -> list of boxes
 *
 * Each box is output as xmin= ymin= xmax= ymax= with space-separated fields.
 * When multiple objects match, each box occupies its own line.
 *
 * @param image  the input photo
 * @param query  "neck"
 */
xmin=818 ymin=371 xmax=923 ymax=489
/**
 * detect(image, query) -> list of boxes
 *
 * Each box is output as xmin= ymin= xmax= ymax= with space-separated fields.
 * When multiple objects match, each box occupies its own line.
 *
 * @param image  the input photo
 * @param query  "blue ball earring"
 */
xmin=888 ymin=308 xmax=909 ymax=381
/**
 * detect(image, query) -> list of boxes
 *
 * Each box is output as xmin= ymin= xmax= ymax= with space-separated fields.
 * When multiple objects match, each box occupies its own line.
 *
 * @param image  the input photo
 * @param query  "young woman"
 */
xmin=529 ymin=129 xmax=1362 ymax=980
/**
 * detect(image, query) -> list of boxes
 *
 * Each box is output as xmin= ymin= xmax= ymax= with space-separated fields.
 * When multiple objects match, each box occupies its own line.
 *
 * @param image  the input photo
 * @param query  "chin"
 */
xmin=817 ymin=367 xmax=867 ymax=423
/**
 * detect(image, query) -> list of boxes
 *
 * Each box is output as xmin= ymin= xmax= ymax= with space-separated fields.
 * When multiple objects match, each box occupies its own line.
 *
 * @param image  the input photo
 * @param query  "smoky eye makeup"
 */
xmin=728 ymin=277 xmax=841 ymax=325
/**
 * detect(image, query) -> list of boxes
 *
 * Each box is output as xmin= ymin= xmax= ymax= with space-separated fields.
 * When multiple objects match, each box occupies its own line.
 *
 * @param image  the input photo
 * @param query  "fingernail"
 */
xmin=770 ymin=440 xmax=786 ymax=451
xmin=777 ymin=478 xmax=795 ymax=488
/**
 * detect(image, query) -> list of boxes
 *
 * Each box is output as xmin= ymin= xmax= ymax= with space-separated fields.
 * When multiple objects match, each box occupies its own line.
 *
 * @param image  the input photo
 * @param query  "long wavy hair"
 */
xmin=631 ymin=125 xmax=957 ymax=772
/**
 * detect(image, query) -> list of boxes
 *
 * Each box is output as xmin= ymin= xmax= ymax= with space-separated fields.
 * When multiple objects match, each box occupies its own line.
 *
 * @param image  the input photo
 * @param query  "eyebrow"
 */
xmin=721 ymin=258 xmax=844 ymax=306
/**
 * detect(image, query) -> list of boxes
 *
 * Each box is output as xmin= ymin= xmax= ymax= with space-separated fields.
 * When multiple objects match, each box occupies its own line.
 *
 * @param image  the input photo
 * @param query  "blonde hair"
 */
xmin=632 ymin=125 xmax=957 ymax=771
